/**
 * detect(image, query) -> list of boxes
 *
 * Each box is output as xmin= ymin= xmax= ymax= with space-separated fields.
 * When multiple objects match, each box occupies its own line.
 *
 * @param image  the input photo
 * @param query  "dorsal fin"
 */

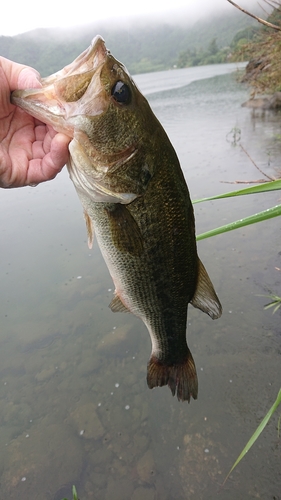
xmin=191 ymin=258 xmax=222 ymax=319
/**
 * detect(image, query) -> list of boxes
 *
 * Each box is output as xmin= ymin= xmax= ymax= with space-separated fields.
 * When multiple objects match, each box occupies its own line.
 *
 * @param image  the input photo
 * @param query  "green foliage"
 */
xmin=129 ymin=58 xmax=166 ymax=75
xmin=177 ymin=41 xmax=231 ymax=68
xmin=263 ymin=4 xmax=281 ymax=29
xmin=193 ymin=180 xmax=281 ymax=241
xmin=61 ymin=485 xmax=78 ymax=500
xmin=176 ymin=9 xmax=260 ymax=68
xmin=260 ymin=293 xmax=281 ymax=314
xmin=230 ymin=25 xmax=259 ymax=52
xmin=224 ymin=389 xmax=281 ymax=484
xmin=193 ymin=179 xmax=281 ymax=204
xmin=208 ymin=37 xmax=219 ymax=56
xmin=196 ymin=204 xmax=281 ymax=241
xmin=232 ymin=3 xmax=281 ymax=93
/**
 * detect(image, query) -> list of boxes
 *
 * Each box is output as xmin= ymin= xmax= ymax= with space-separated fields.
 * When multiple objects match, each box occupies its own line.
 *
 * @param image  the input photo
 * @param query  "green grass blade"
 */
xmin=193 ymin=179 xmax=281 ymax=204
xmin=273 ymin=303 xmax=281 ymax=314
xmin=60 ymin=485 xmax=78 ymax=500
xmin=196 ymin=204 xmax=281 ymax=241
xmin=224 ymin=389 xmax=281 ymax=484
xmin=264 ymin=301 xmax=280 ymax=310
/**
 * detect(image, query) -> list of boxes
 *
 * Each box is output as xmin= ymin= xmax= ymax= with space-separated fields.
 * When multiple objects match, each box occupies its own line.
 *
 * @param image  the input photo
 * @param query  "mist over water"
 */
xmin=0 ymin=64 xmax=280 ymax=499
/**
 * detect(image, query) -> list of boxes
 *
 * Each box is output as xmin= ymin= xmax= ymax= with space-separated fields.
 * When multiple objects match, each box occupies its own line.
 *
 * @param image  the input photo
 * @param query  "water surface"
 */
xmin=0 ymin=63 xmax=280 ymax=499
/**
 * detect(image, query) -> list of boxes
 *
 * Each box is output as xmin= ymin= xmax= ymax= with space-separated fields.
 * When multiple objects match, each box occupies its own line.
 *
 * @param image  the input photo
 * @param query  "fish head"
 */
xmin=11 ymin=36 xmax=160 ymax=203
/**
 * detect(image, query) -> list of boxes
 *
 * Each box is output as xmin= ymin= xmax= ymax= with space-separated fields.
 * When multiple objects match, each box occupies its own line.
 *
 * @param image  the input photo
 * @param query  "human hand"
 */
xmin=0 ymin=57 xmax=71 ymax=188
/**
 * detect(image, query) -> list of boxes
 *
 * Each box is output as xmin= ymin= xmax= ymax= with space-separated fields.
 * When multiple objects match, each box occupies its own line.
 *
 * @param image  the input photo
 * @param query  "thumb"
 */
xmin=17 ymin=66 xmax=42 ymax=89
xmin=0 ymin=56 xmax=42 ymax=90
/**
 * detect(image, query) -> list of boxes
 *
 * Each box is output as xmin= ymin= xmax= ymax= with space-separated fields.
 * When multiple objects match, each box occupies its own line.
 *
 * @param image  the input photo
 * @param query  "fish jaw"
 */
xmin=11 ymin=85 xmax=74 ymax=136
xmin=11 ymin=36 xmax=109 ymax=136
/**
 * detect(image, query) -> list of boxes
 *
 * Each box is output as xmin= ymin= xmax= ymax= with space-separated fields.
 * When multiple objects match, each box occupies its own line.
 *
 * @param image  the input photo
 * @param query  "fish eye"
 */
xmin=111 ymin=81 xmax=131 ymax=105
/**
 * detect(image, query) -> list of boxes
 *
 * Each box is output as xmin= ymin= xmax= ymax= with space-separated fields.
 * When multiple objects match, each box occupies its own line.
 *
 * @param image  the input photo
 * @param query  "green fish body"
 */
xmin=12 ymin=36 xmax=222 ymax=401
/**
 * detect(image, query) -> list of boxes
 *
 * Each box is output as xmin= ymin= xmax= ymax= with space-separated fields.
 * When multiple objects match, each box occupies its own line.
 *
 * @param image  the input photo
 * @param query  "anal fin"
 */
xmin=109 ymin=293 xmax=130 ymax=313
xmin=191 ymin=258 xmax=222 ymax=319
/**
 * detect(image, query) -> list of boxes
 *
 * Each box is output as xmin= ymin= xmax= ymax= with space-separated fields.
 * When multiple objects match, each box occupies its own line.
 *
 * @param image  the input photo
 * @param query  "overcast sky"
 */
xmin=0 ymin=0 xmax=245 ymax=36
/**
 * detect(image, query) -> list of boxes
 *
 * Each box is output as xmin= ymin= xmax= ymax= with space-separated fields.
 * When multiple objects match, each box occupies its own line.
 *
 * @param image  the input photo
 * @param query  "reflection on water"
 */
xmin=0 ymin=64 xmax=280 ymax=499
xmin=134 ymin=62 xmax=247 ymax=96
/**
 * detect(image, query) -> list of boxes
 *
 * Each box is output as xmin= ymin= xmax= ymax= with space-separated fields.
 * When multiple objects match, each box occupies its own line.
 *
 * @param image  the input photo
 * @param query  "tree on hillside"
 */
xmin=208 ymin=37 xmax=219 ymax=56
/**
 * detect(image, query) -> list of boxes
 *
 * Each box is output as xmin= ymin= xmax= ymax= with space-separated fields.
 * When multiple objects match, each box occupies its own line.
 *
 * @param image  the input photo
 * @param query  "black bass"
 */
xmin=12 ymin=36 xmax=222 ymax=402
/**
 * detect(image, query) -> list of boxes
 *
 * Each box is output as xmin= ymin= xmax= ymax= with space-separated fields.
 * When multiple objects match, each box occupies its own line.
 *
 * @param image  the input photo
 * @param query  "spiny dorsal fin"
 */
xmin=191 ymin=258 xmax=222 ymax=319
xmin=83 ymin=210 xmax=94 ymax=249
xmin=109 ymin=294 xmax=130 ymax=313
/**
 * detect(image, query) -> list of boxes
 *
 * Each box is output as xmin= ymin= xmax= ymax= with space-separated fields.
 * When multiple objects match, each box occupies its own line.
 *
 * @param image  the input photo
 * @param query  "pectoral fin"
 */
xmin=105 ymin=204 xmax=144 ymax=256
xmin=191 ymin=259 xmax=222 ymax=319
xmin=84 ymin=210 xmax=94 ymax=249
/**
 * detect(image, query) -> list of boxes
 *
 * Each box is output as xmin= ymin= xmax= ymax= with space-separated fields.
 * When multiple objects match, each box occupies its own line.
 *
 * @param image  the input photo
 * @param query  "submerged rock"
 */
xmin=97 ymin=323 xmax=133 ymax=355
xmin=105 ymin=477 xmax=134 ymax=500
xmin=242 ymin=92 xmax=281 ymax=110
xmin=35 ymin=364 xmax=57 ymax=382
xmin=136 ymin=449 xmax=156 ymax=483
xmin=179 ymin=431 xmax=227 ymax=498
xmin=69 ymin=402 xmax=105 ymax=440
xmin=132 ymin=486 xmax=156 ymax=500
xmin=1 ymin=420 xmax=83 ymax=499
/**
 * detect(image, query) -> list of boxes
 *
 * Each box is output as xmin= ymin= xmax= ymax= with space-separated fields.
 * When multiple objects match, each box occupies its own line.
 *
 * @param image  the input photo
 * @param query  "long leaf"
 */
xmin=196 ymin=204 xmax=281 ymax=240
xmin=224 ymin=389 xmax=281 ymax=484
xmin=60 ymin=485 xmax=78 ymax=500
xmin=193 ymin=179 xmax=281 ymax=204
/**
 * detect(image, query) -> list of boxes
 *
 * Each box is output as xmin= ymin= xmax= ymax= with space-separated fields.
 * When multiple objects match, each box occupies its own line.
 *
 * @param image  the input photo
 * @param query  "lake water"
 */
xmin=0 ymin=62 xmax=280 ymax=499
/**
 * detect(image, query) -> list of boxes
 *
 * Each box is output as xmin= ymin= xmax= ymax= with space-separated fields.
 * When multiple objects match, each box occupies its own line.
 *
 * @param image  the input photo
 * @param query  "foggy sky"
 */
xmin=1 ymin=0 xmax=263 ymax=37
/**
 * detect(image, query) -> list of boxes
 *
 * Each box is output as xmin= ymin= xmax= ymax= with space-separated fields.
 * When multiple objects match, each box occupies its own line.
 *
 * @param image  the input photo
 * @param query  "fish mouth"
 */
xmin=11 ymin=35 xmax=108 ymax=136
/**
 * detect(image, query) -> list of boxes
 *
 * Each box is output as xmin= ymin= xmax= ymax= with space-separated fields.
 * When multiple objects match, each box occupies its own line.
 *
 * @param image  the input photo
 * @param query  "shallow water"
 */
xmin=0 ymin=63 xmax=280 ymax=499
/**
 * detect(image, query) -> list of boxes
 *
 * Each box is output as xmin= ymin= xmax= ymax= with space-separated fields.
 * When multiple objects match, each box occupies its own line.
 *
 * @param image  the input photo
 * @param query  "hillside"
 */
xmin=232 ymin=3 xmax=281 ymax=95
xmin=0 ymin=8 xmax=259 ymax=75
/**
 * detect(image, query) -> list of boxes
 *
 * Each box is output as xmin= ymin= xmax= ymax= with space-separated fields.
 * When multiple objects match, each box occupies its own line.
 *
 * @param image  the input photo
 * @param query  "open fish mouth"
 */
xmin=12 ymin=36 xmax=140 ymax=204
xmin=11 ymin=35 xmax=109 ymax=136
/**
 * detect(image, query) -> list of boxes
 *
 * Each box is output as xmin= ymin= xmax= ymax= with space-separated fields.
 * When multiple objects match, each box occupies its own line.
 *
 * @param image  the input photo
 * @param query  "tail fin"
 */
xmin=147 ymin=351 xmax=198 ymax=402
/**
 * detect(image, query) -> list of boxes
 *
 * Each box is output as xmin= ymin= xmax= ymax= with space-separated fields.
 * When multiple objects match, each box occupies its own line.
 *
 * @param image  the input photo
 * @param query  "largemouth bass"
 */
xmin=12 ymin=36 xmax=222 ymax=402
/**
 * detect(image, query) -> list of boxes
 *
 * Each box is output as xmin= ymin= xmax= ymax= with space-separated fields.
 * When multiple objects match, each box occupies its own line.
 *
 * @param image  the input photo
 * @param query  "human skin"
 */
xmin=0 ymin=57 xmax=70 ymax=188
